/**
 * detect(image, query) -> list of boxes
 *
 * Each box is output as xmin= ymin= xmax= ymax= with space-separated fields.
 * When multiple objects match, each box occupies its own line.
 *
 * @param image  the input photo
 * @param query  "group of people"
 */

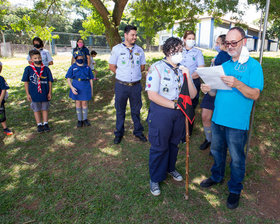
xmin=0 ymin=25 xmax=263 ymax=210
xmin=109 ymin=25 xmax=263 ymax=210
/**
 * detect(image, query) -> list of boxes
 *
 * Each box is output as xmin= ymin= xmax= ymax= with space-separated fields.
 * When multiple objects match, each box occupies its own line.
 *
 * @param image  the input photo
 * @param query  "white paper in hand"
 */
xmin=196 ymin=66 xmax=232 ymax=90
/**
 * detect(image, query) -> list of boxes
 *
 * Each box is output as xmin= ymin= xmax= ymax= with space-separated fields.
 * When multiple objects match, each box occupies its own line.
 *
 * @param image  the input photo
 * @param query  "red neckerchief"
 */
xmin=30 ymin=63 xmax=45 ymax=93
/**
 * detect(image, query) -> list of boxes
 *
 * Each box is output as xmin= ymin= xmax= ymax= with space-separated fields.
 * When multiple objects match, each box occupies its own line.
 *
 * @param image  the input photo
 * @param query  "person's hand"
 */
xmin=221 ymin=75 xmax=239 ymax=88
xmin=27 ymin=94 xmax=32 ymax=102
xmin=191 ymin=71 xmax=199 ymax=79
xmin=201 ymin=84 xmax=211 ymax=94
xmin=179 ymin=66 xmax=190 ymax=78
xmin=71 ymin=87 xmax=78 ymax=95
xmin=48 ymin=92 xmax=52 ymax=100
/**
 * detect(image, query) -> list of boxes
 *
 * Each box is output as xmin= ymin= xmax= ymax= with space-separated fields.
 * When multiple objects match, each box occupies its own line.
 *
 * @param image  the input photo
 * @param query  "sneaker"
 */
xmin=3 ymin=128 xmax=13 ymax=136
xmin=169 ymin=170 xmax=183 ymax=181
xmin=83 ymin=119 xmax=91 ymax=126
xmin=150 ymin=180 xmax=160 ymax=196
xmin=37 ymin=124 xmax=44 ymax=133
xmin=200 ymin=177 xmax=223 ymax=188
xmin=43 ymin=123 xmax=50 ymax=132
xmin=199 ymin=139 xmax=211 ymax=150
xmin=227 ymin=193 xmax=240 ymax=209
xmin=77 ymin=120 xmax=83 ymax=128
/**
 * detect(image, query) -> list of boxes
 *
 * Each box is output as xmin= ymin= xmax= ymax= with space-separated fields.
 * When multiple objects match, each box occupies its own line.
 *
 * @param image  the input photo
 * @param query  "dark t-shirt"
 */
xmin=72 ymin=47 xmax=90 ymax=65
xmin=0 ymin=75 xmax=9 ymax=105
xmin=214 ymin=50 xmax=231 ymax=66
xmin=21 ymin=66 xmax=54 ymax=102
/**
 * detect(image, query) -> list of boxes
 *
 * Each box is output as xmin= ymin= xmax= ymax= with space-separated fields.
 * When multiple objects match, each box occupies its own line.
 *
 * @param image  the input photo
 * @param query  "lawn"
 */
xmin=0 ymin=51 xmax=279 ymax=223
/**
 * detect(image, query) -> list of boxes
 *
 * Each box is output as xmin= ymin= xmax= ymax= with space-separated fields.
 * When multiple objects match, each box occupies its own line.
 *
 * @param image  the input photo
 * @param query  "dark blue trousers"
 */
xmin=148 ymin=102 xmax=185 ymax=182
xmin=114 ymin=82 xmax=144 ymax=137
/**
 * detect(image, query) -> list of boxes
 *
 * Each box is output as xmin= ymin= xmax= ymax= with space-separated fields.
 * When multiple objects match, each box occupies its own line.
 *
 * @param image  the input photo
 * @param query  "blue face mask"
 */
xmin=76 ymin=59 xmax=84 ymax=64
xmin=215 ymin=45 xmax=221 ymax=53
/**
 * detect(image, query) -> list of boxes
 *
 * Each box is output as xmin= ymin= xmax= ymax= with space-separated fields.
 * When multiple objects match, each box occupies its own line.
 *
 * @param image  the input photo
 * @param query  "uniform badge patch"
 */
xmin=122 ymin=61 xmax=126 ymax=64
xmin=163 ymin=87 xmax=169 ymax=92
xmin=148 ymin=76 xmax=152 ymax=81
xmin=147 ymin=84 xmax=151 ymax=88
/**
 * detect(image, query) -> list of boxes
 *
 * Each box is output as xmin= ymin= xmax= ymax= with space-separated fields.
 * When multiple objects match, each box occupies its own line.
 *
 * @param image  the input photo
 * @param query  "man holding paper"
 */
xmin=199 ymin=27 xmax=264 ymax=209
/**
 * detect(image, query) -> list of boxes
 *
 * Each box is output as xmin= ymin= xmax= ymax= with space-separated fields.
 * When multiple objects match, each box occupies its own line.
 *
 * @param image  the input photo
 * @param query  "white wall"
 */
xmin=246 ymin=38 xmax=255 ymax=51
xmin=198 ymin=19 xmax=211 ymax=48
xmin=270 ymin=42 xmax=278 ymax=52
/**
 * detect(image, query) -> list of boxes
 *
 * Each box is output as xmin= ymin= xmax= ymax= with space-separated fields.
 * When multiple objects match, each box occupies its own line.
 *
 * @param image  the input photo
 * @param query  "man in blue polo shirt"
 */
xmin=109 ymin=25 xmax=147 ymax=144
xmin=200 ymin=27 xmax=264 ymax=209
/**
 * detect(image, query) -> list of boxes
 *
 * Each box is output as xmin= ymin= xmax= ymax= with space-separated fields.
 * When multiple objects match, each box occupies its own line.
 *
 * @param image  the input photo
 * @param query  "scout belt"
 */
xmin=116 ymin=79 xmax=140 ymax=86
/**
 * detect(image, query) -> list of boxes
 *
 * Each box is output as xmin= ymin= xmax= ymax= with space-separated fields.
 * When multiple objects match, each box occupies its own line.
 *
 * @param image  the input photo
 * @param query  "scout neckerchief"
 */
xmin=30 ymin=63 xmax=45 ymax=93
xmin=162 ymin=59 xmax=182 ymax=91
xmin=123 ymin=43 xmax=135 ymax=65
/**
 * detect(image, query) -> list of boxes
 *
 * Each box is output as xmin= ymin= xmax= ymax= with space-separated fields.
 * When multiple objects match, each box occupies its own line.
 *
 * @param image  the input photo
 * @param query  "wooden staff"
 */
xmin=184 ymin=117 xmax=190 ymax=200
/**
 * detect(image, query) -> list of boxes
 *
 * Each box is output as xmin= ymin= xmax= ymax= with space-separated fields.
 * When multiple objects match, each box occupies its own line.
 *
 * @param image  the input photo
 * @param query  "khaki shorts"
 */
xmin=30 ymin=101 xmax=50 ymax=112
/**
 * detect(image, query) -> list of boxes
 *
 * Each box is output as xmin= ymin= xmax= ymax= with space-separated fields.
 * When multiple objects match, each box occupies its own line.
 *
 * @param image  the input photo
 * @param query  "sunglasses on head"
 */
xmin=225 ymin=37 xmax=245 ymax=47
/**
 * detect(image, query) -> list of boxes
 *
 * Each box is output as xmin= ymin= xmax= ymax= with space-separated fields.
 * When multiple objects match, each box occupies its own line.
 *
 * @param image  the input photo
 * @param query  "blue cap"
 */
xmin=73 ymin=50 xmax=84 ymax=59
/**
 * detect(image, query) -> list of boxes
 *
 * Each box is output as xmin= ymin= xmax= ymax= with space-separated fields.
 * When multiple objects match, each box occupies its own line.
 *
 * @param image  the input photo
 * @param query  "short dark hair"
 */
xmin=183 ymin=30 xmax=195 ymax=39
xmin=32 ymin=37 xmax=44 ymax=48
xmin=218 ymin=34 xmax=226 ymax=45
xmin=163 ymin=37 xmax=183 ymax=57
xmin=91 ymin=50 xmax=97 ymax=55
xmin=124 ymin=25 xmax=137 ymax=34
xmin=29 ymin=49 xmax=41 ymax=58
xmin=229 ymin=27 xmax=246 ymax=38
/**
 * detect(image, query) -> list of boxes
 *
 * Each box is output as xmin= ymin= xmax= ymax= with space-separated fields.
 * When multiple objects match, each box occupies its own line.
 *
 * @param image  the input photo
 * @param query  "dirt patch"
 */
xmin=246 ymin=156 xmax=280 ymax=220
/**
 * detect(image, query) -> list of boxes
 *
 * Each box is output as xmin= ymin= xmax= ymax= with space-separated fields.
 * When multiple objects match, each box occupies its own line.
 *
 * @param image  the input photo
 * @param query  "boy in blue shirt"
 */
xmin=22 ymin=50 xmax=54 ymax=133
xmin=0 ymin=62 xmax=13 ymax=135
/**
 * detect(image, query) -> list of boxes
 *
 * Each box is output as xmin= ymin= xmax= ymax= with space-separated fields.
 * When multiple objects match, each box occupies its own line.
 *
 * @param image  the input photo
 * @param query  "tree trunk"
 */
xmin=104 ymin=25 xmax=122 ymax=49
xmin=88 ymin=0 xmax=128 ymax=49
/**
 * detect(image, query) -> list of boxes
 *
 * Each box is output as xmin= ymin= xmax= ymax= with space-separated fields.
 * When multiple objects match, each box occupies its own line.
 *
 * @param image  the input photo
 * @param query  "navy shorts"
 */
xmin=31 ymin=101 xmax=50 ymax=112
xmin=200 ymin=93 xmax=215 ymax=110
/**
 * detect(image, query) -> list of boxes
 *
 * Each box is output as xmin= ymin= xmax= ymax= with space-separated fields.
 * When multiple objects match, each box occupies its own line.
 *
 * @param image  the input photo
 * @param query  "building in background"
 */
xmin=158 ymin=16 xmax=279 ymax=52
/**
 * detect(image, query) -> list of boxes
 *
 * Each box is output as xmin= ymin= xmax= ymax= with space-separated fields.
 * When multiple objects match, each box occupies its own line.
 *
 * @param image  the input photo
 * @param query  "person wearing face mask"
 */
xmin=27 ymin=37 xmax=53 ymax=67
xmin=199 ymin=34 xmax=231 ymax=151
xmin=71 ymin=39 xmax=90 ymax=67
xmin=22 ymin=50 xmax=54 ymax=133
xmin=66 ymin=50 xmax=94 ymax=128
xmin=109 ymin=25 xmax=147 ymax=144
xmin=146 ymin=37 xmax=197 ymax=196
xmin=180 ymin=30 xmax=205 ymax=138
xmin=200 ymin=27 xmax=264 ymax=209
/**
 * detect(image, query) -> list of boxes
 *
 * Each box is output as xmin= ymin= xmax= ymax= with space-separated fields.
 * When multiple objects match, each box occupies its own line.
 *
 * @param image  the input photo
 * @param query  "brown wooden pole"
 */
xmin=184 ymin=117 xmax=190 ymax=200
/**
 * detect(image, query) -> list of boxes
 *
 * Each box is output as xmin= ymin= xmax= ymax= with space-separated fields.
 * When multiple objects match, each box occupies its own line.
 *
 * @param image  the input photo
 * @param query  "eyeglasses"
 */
xmin=225 ymin=37 xmax=245 ymax=47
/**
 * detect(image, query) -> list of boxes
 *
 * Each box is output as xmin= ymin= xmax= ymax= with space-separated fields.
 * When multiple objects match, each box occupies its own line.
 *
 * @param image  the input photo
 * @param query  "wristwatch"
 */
xmin=174 ymin=102 xmax=178 ymax=109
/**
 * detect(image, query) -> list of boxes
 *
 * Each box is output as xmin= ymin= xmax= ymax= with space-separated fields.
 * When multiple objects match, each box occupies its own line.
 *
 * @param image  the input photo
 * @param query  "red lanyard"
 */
xmin=30 ymin=63 xmax=45 ymax=93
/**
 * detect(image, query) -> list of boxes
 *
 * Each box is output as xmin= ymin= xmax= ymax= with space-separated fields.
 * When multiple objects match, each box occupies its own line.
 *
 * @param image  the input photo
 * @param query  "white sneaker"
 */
xmin=150 ymin=180 xmax=161 ymax=196
xmin=169 ymin=170 xmax=183 ymax=181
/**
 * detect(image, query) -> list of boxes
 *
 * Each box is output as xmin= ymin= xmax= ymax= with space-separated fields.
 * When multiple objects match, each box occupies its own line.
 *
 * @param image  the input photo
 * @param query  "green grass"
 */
xmin=0 ymin=52 xmax=279 ymax=223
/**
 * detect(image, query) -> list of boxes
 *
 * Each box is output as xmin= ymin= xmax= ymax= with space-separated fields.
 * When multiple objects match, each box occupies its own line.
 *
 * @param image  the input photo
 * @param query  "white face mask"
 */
xmin=170 ymin=52 xmax=183 ymax=65
xmin=186 ymin=40 xmax=195 ymax=48
xmin=238 ymin=46 xmax=249 ymax=64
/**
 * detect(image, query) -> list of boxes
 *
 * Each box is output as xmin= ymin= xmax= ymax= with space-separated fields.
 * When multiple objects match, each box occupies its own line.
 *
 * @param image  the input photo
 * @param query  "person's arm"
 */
xmin=90 ymin=79 xmax=93 ymax=97
xmin=147 ymin=91 xmax=178 ymax=109
xmin=141 ymin=64 xmax=145 ymax=72
xmin=24 ymin=82 xmax=32 ymax=101
xmin=220 ymin=76 xmax=260 ymax=100
xmin=109 ymin=64 xmax=117 ymax=74
xmin=48 ymin=61 xmax=54 ymax=66
xmin=48 ymin=81 xmax=52 ymax=100
xmin=87 ymin=55 xmax=90 ymax=66
xmin=191 ymin=65 xmax=204 ymax=79
xmin=66 ymin=78 xmax=78 ymax=95
xmin=180 ymin=66 xmax=197 ymax=99
xmin=0 ymin=89 xmax=6 ymax=105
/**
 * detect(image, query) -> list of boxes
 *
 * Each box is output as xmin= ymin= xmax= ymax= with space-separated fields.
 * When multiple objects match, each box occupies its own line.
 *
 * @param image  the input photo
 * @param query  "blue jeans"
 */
xmin=210 ymin=122 xmax=247 ymax=194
